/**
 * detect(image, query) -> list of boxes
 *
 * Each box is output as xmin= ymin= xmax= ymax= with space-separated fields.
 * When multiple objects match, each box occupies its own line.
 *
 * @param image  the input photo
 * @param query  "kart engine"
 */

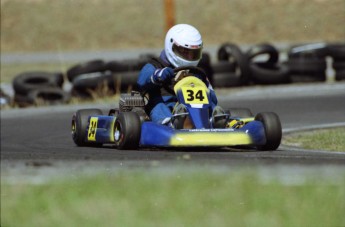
xmin=119 ymin=91 xmax=145 ymax=112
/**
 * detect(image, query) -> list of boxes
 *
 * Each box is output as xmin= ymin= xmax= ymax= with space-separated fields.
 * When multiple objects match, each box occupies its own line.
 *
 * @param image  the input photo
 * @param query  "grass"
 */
xmin=283 ymin=127 xmax=345 ymax=152
xmin=1 ymin=0 xmax=344 ymax=53
xmin=1 ymin=169 xmax=345 ymax=227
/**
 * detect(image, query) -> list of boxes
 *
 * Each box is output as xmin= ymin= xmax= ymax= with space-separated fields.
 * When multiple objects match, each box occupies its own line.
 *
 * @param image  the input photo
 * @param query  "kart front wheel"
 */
xmin=255 ymin=112 xmax=282 ymax=151
xmin=72 ymin=108 xmax=103 ymax=146
xmin=114 ymin=112 xmax=141 ymax=150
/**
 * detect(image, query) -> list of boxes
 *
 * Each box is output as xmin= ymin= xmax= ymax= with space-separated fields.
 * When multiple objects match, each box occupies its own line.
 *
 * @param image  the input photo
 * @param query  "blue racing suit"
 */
xmin=137 ymin=50 xmax=218 ymax=124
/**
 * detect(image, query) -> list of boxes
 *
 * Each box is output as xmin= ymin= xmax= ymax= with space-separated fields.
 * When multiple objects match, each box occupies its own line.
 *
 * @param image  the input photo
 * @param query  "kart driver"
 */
xmin=137 ymin=24 xmax=223 ymax=128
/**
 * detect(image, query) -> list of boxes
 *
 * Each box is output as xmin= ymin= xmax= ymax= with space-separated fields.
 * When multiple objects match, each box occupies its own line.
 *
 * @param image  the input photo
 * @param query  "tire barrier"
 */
xmin=104 ymin=59 xmax=147 ymax=73
xmin=216 ymin=43 xmax=251 ymax=86
xmin=212 ymin=61 xmax=242 ymax=87
xmin=12 ymin=71 xmax=65 ymax=107
xmin=328 ymin=43 xmax=345 ymax=81
xmin=9 ymin=42 xmax=345 ymax=108
xmin=286 ymin=43 xmax=328 ymax=82
xmin=67 ymin=60 xmax=106 ymax=82
xmin=71 ymin=71 xmax=115 ymax=98
xmin=13 ymin=71 xmax=64 ymax=96
xmin=67 ymin=58 xmax=145 ymax=98
xmin=246 ymin=43 xmax=279 ymax=64
xmin=249 ymin=62 xmax=290 ymax=84
xmin=198 ymin=52 xmax=214 ymax=84
xmin=14 ymin=87 xmax=70 ymax=107
xmin=288 ymin=43 xmax=329 ymax=59
xmin=246 ymin=43 xmax=290 ymax=84
xmin=71 ymin=70 xmax=140 ymax=98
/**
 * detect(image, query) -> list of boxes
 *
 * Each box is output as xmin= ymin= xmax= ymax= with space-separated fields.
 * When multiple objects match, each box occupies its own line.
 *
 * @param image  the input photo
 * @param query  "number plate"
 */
xmin=181 ymin=87 xmax=209 ymax=104
xmin=87 ymin=117 xmax=98 ymax=141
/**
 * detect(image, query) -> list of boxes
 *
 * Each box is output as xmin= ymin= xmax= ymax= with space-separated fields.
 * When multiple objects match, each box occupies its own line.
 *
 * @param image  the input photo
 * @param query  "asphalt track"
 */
xmin=1 ymin=83 xmax=345 ymax=166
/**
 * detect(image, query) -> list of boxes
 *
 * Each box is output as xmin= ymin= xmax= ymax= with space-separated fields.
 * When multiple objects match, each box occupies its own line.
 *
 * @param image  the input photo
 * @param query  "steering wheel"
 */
xmin=173 ymin=66 xmax=208 ymax=83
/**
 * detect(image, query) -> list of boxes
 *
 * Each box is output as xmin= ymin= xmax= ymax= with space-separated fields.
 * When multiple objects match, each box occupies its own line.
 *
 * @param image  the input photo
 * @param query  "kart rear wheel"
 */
xmin=72 ymin=108 xmax=103 ymax=146
xmin=114 ymin=112 xmax=141 ymax=150
xmin=255 ymin=112 xmax=282 ymax=151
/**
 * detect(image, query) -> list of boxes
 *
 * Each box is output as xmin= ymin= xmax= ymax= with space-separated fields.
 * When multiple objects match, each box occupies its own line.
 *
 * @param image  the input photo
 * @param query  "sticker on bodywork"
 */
xmin=181 ymin=87 xmax=209 ymax=104
xmin=88 ymin=117 xmax=98 ymax=141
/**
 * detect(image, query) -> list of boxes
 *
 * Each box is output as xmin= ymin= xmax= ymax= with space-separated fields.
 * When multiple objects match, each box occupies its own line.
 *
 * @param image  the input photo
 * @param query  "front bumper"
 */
xmin=140 ymin=121 xmax=266 ymax=147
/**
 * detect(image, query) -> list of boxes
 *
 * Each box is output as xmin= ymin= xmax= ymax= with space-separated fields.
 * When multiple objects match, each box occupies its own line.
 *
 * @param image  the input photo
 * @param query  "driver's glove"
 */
xmin=151 ymin=67 xmax=174 ymax=85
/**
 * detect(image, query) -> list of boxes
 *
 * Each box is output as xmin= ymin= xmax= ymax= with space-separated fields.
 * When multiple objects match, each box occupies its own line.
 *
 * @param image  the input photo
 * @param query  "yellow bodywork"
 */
xmin=170 ymin=131 xmax=252 ymax=146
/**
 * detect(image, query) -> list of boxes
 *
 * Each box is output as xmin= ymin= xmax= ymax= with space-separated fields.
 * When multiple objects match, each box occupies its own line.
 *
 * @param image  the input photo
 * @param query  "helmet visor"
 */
xmin=172 ymin=42 xmax=202 ymax=61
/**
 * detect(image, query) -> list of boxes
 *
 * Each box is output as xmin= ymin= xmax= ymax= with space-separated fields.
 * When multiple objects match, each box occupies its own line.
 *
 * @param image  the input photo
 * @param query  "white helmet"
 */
xmin=165 ymin=24 xmax=203 ymax=68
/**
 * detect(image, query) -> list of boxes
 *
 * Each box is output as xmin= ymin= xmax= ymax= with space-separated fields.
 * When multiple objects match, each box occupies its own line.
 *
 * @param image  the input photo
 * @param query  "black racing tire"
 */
xmin=112 ymin=71 xmax=140 ymax=92
xmin=246 ymin=43 xmax=279 ymax=64
xmin=249 ymin=62 xmax=290 ymax=84
xmin=67 ymin=60 xmax=106 ymax=82
xmin=72 ymin=71 xmax=114 ymax=90
xmin=213 ymin=72 xmax=243 ymax=87
xmin=212 ymin=61 xmax=239 ymax=87
xmin=212 ymin=61 xmax=236 ymax=73
xmin=217 ymin=43 xmax=239 ymax=61
xmin=332 ymin=59 xmax=345 ymax=81
xmin=289 ymin=74 xmax=327 ymax=83
xmin=216 ymin=43 xmax=251 ymax=85
xmin=71 ymin=109 xmax=103 ymax=147
xmin=28 ymin=87 xmax=71 ymax=105
xmin=13 ymin=71 xmax=64 ymax=96
xmin=335 ymin=69 xmax=345 ymax=81
xmin=332 ymin=61 xmax=345 ymax=70
xmin=286 ymin=58 xmax=327 ymax=74
xmin=227 ymin=108 xmax=253 ymax=118
xmin=255 ymin=112 xmax=282 ymax=151
xmin=14 ymin=93 xmax=35 ymax=107
xmin=104 ymin=60 xmax=129 ymax=72
xmin=114 ymin=112 xmax=141 ymax=150
xmin=198 ymin=52 xmax=214 ymax=84
xmin=328 ymin=43 xmax=345 ymax=61
xmin=105 ymin=59 xmax=146 ymax=73
xmin=288 ymin=43 xmax=329 ymax=59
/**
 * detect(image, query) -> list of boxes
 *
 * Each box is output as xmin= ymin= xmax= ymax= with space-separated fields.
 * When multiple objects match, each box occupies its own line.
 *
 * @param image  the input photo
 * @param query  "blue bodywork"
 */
xmin=84 ymin=76 xmax=268 ymax=148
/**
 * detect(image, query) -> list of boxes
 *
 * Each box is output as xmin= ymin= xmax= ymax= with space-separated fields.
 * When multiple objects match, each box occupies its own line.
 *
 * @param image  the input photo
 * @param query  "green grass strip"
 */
xmin=283 ymin=127 xmax=345 ymax=152
xmin=2 ymin=170 xmax=345 ymax=227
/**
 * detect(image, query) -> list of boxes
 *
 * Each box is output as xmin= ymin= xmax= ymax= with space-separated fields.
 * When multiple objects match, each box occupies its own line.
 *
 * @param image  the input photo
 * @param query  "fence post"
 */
xmin=164 ymin=0 xmax=175 ymax=32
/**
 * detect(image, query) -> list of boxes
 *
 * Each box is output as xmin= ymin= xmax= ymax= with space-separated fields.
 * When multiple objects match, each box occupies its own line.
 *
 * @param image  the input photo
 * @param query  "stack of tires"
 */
xmin=69 ymin=55 xmax=154 ymax=98
xmin=104 ymin=56 xmax=150 ymax=92
xmin=286 ymin=43 xmax=328 ymax=82
xmin=328 ymin=43 xmax=345 ymax=81
xmin=214 ymin=43 xmax=250 ymax=87
xmin=197 ymin=52 xmax=214 ymax=84
xmin=12 ymin=71 xmax=70 ymax=107
xmin=246 ymin=43 xmax=290 ymax=84
xmin=67 ymin=60 xmax=114 ymax=98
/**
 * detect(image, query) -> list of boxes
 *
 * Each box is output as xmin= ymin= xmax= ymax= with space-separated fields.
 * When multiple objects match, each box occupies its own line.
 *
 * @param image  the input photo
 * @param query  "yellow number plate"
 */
xmin=181 ymin=87 xmax=209 ymax=104
xmin=87 ymin=117 xmax=98 ymax=141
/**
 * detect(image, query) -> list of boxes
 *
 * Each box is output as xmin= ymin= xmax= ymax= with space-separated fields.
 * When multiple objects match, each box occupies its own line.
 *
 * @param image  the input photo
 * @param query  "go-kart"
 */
xmin=71 ymin=66 xmax=282 ymax=150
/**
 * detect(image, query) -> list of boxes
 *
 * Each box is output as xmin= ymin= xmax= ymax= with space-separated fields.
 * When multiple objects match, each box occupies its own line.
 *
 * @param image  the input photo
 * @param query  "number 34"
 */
xmin=183 ymin=88 xmax=209 ymax=104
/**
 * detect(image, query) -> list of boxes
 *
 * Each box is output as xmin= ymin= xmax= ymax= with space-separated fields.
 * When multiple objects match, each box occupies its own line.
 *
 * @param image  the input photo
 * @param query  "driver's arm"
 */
xmin=137 ymin=64 xmax=158 ymax=92
xmin=137 ymin=64 xmax=174 ymax=92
